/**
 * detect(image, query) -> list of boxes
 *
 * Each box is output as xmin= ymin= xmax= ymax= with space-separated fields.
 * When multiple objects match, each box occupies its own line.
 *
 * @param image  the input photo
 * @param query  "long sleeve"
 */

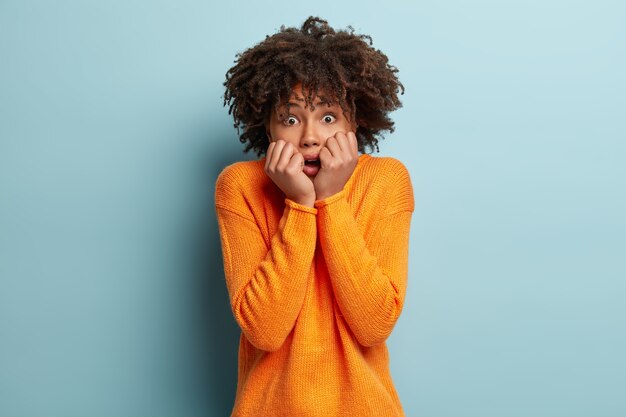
xmin=219 ymin=156 xmax=412 ymax=417
xmin=215 ymin=169 xmax=318 ymax=352
xmin=314 ymin=160 xmax=414 ymax=347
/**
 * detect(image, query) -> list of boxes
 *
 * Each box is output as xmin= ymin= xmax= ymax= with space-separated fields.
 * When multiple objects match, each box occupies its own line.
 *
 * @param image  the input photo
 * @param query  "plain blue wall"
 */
xmin=1 ymin=1 xmax=624 ymax=416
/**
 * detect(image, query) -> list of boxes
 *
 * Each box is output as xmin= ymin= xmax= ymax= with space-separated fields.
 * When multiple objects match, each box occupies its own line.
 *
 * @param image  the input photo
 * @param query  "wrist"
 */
xmin=315 ymin=188 xmax=341 ymax=202
xmin=314 ymin=189 xmax=347 ymax=208
xmin=289 ymin=192 xmax=316 ymax=208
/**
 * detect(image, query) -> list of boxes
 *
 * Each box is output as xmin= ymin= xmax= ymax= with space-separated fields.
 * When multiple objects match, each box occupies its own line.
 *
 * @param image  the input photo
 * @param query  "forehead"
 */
xmin=281 ymin=82 xmax=338 ymax=109
xmin=282 ymin=98 xmax=335 ymax=111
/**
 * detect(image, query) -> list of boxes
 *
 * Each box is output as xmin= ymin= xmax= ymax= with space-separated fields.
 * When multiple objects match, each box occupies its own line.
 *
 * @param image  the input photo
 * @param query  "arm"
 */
xmin=314 ymin=162 xmax=414 ymax=347
xmin=215 ymin=171 xmax=318 ymax=352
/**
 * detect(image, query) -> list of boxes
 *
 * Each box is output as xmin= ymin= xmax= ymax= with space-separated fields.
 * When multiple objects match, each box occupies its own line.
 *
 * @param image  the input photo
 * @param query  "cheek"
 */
xmin=271 ymin=127 xmax=303 ymax=148
xmin=325 ymin=121 xmax=354 ymax=141
xmin=269 ymin=124 xmax=288 ymax=142
xmin=276 ymin=130 xmax=300 ymax=145
xmin=343 ymin=119 xmax=356 ymax=133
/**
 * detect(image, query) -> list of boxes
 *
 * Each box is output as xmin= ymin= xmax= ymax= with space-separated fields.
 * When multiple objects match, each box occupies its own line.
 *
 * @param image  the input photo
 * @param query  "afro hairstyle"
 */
xmin=223 ymin=16 xmax=404 ymax=157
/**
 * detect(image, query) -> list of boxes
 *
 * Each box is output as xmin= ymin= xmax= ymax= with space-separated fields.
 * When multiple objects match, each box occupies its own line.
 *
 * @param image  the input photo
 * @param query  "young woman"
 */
xmin=216 ymin=16 xmax=414 ymax=416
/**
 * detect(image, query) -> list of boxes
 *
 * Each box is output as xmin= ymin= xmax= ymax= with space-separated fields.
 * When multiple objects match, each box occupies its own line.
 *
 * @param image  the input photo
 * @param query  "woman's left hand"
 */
xmin=313 ymin=131 xmax=359 ymax=201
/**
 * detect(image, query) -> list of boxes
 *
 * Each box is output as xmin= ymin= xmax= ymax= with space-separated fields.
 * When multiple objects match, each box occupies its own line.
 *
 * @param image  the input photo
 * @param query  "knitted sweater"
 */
xmin=214 ymin=153 xmax=415 ymax=417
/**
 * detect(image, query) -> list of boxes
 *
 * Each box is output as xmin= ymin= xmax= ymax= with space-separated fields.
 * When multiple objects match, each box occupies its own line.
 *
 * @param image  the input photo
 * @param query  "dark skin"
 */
xmin=264 ymin=82 xmax=359 ymax=207
xmin=223 ymin=16 xmax=404 ymax=158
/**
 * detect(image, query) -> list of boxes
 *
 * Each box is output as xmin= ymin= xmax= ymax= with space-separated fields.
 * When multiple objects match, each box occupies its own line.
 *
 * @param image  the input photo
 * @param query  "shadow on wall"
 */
xmin=189 ymin=132 xmax=254 ymax=416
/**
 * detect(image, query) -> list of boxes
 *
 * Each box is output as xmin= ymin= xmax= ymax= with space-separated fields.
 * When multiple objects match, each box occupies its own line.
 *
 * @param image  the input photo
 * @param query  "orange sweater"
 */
xmin=214 ymin=153 xmax=414 ymax=416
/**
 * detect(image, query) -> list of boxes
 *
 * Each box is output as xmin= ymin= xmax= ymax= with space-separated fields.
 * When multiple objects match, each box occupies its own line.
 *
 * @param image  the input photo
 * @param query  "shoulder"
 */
xmin=216 ymin=159 xmax=264 ymax=188
xmin=214 ymin=159 xmax=267 ymax=211
xmin=364 ymin=155 xmax=410 ymax=176
xmin=360 ymin=154 xmax=412 ymax=188
xmin=359 ymin=154 xmax=414 ymax=214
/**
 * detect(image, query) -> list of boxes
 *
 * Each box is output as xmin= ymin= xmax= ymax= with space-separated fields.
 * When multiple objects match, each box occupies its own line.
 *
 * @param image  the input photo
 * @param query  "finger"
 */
xmin=347 ymin=131 xmax=359 ymax=158
xmin=276 ymin=142 xmax=295 ymax=171
xmin=286 ymin=150 xmax=304 ymax=174
xmin=269 ymin=140 xmax=285 ymax=170
xmin=325 ymin=135 xmax=342 ymax=158
xmin=333 ymin=131 xmax=348 ymax=154
xmin=319 ymin=146 xmax=332 ymax=166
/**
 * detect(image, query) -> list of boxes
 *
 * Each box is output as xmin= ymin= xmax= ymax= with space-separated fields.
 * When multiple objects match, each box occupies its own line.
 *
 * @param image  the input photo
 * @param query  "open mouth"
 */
xmin=303 ymin=158 xmax=321 ymax=176
xmin=304 ymin=159 xmax=320 ymax=166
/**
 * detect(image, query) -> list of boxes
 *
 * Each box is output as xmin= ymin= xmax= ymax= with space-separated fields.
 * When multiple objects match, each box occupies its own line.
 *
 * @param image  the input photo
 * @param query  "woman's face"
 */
xmin=265 ymin=82 xmax=357 ymax=162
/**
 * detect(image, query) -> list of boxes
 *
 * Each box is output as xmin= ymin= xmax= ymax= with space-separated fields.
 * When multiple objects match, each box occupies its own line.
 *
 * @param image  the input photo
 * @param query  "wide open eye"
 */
xmin=322 ymin=114 xmax=337 ymax=124
xmin=283 ymin=115 xmax=298 ymax=126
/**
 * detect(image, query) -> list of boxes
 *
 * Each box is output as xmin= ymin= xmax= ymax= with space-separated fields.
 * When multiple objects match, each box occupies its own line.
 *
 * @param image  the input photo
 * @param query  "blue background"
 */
xmin=1 ymin=1 xmax=624 ymax=416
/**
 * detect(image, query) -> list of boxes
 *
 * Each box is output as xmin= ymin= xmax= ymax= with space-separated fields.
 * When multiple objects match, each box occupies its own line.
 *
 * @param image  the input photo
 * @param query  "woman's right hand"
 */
xmin=264 ymin=140 xmax=316 ymax=207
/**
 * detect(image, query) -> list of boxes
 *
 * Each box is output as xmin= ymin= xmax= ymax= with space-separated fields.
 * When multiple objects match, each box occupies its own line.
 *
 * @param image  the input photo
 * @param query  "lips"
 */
xmin=302 ymin=154 xmax=320 ymax=176
xmin=303 ymin=154 xmax=320 ymax=163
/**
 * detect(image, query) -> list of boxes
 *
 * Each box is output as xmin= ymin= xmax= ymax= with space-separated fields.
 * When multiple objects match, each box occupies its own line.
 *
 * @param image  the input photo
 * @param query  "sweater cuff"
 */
xmin=285 ymin=198 xmax=318 ymax=215
xmin=314 ymin=189 xmax=346 ymax=208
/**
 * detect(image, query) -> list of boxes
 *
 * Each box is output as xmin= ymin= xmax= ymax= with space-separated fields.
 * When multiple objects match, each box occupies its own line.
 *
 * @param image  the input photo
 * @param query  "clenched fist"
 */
xmin=313 ymin=131 xmax=359 ymax=201
xmin=264 ymin=140 xmax=316 ymax=207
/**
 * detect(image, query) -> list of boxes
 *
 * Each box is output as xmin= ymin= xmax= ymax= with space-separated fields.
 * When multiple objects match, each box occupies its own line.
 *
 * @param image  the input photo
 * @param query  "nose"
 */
xmin=300 ymin=120 xmax=321 ymax=148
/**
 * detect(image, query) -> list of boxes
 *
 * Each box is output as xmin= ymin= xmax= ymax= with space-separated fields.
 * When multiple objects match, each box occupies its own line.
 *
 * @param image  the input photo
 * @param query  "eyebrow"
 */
xmin=285 ymin=100 xmax=335 ymax=109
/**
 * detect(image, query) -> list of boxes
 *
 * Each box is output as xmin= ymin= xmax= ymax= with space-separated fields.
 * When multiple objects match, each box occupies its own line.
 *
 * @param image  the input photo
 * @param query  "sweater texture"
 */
xmin=214 ymin=153 xmax=415 ymax=416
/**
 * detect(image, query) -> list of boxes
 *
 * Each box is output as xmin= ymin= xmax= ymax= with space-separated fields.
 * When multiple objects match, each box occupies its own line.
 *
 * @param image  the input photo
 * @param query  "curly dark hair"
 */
xmin=222 ymin=16 xmax=405 ymax=157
